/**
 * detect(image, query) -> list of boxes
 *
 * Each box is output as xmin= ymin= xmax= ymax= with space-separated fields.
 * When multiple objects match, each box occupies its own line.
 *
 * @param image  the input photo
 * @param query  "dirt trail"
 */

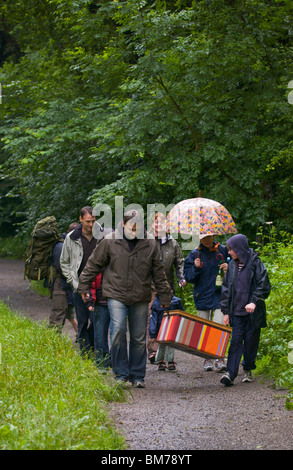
xmin=0 ymin=258 xmax=292 ymax=450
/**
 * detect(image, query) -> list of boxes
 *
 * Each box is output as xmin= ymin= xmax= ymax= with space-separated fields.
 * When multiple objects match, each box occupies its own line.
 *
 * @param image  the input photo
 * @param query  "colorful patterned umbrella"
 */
xmin=167 ymin=197 xmax=237 ymax=236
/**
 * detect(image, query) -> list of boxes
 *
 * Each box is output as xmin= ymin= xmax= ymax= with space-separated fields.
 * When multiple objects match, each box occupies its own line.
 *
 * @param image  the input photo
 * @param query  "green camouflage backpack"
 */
xmin=24 ymin=216 xmax=63 ymax=284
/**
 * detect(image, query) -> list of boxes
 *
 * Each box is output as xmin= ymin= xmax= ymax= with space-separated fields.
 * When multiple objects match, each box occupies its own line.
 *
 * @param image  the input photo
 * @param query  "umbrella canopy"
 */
xmin=167 ymin=197 xmax=237 ymax=237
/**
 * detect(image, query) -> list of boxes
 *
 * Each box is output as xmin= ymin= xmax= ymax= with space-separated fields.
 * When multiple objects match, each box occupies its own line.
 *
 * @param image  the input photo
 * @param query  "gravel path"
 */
xmin=0 ymin=258 xmax=292 ymax=451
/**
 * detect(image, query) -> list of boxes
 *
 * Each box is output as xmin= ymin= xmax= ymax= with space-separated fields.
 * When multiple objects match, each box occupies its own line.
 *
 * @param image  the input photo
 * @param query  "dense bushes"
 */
xmin=255 ymin=231 xmax=293 ymax=409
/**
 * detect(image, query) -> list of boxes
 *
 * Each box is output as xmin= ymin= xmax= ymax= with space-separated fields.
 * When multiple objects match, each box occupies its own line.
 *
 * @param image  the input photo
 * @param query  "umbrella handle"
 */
xmin=216 ymin=253 xmax=224 ymax=265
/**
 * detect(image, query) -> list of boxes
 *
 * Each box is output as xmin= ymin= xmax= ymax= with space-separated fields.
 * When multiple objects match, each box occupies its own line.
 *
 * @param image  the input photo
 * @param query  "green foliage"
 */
xmin=0 ymin=301 xmax=126 ymax=449
xmin=0 ymin=235 xmax=28 ymax=259
xmin=0 ymin=0 xmax=292 ymax=238
xmin=255 ymin=230 xmax=293 ymax=409
xmin=175 ymin=281 xmax=196 ymax=315
xmin=30 ymin=280 xmax=51 ymax=298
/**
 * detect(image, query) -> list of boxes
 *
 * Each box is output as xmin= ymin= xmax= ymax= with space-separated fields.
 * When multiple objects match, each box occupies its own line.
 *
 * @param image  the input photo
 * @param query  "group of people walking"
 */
xmin=48 ymin=206 xmax=271 ymax=389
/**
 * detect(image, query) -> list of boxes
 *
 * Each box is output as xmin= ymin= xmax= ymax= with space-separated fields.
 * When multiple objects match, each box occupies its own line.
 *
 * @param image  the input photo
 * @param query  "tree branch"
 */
xmin=155 ymin=75 xmax=199 ymax=151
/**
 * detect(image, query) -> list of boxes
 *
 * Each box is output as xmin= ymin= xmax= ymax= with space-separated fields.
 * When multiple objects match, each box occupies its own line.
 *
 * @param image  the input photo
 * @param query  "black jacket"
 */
xmin=220 ymin=248 xmax=271 ymax=329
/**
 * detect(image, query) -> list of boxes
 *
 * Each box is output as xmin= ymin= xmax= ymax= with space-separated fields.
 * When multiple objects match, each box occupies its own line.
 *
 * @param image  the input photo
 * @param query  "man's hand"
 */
xmin=82 ymin=292 xmax=95 ymax=311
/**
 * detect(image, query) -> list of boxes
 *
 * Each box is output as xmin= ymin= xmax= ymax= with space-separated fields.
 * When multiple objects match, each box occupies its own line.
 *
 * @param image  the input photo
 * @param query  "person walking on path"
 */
xmin=220 ymin=234 xmax=271 ymax=386
xmin=60 ymin=207 xmax=97 ymax=355
xmin=184 ymin=234 xmax=229 ymax=372
xmin=147 ymin=212 xmax=186 ymax=370
xmin=48 ymin=222 xmax=79 ymax=334
xmin=89 ymin=272 xmax=111 ymax=369
xmin=150 ymin=294 xmax=185 ymax=371
xmin=86 ymin=227 xmax=113 ymax=370
xmin=78 ymin=210 xmax=171 ymax=388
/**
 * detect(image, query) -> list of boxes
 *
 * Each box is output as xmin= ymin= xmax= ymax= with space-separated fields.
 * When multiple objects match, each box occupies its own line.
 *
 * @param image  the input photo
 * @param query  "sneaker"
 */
xmin=158 ymin=360 xmax=167 ymax=371
xmin=168 ymin=362 xmax=176 ymax=371
xmin=204 ymin=360 xmax=213 ymax=371
xmin=220 ymin=372 xmax=234 ymax=386
xmin=214 ymin=359 xmax=227 ymax=372
xmin=149 ymin=353 xmax=156 ymax=364
xmin=115 ymin=377 xmax=129 ymax=387
xmin=132 ymin=380 xmax=145 ymax=388
xmin=242 ymin=371 xmax=252 ymax=383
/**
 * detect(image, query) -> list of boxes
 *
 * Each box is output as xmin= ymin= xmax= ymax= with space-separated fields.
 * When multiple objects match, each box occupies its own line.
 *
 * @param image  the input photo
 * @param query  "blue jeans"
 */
xmin=74 ymin=293 xmax=94 ymax=354
xmin=227 ymin=315 xmax=261 ymax=380
xmin=107 ymin=298 xmax=148 ymax=382
xmin=92 ymin=303 xmax=111 ymax=368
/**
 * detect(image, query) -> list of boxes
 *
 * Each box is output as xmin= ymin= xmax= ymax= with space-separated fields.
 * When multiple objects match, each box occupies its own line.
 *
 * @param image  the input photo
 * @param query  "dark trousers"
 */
xmin=227 ymin=315 xmax=261 ymax=380
xmin=92 ymin=303 xmax=111 ymax=368
xmin=74 ymin=292 xmax=94 ymax=354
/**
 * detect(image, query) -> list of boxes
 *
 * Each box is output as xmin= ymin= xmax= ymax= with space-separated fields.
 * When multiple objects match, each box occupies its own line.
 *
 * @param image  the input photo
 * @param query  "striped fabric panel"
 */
xmin=167 ymin=315 xmax=182 ymax=342
xmin=157 ymin=315 xmax=170 ymax=342
xmin=158 ymin=314 xmax=230 ymax=358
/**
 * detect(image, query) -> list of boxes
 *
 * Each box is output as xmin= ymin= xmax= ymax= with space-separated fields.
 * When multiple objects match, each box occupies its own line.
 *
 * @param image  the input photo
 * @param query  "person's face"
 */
xmin=200 ymin=235 xmax=214 ymax=249
xmin=80 ymin=213 xmax=95 ymax=236
xmin=228 ymin=248 xmax=238 ymax=260
xmin=153 ymin=215 xmax=165 ymax=237
xmin=123 ymin=221 xmax=142 ymax=239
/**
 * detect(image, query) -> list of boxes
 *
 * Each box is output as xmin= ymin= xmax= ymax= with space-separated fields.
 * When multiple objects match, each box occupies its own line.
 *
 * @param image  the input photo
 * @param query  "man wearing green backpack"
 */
xmin=48 ymin=222 xmax=79 ymax=335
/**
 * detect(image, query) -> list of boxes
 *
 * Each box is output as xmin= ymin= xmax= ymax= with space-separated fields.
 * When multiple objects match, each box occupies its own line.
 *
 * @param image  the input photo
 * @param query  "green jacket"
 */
xmin=78 ymin=230 xmax=172 ymax=306
xmin=155 ymin=235 xmax=185 ymax=292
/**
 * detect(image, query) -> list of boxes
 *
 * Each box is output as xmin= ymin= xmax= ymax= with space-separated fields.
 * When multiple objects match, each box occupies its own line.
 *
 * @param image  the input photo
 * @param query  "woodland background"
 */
xmin=0 ymin=0 xmax=292 ymax=240
xmin=0 ymin=0 xmax=293 ymax=409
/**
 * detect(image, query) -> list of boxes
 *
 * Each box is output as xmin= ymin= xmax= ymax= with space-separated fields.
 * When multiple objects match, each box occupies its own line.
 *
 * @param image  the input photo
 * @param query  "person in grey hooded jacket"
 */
xmin=220 ymin=234 xmax=271 ymax=386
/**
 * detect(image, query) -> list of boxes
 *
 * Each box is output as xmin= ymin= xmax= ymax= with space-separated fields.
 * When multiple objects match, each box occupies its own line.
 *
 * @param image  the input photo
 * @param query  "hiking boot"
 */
xmin=204 ymin=360 xmax=213 ymax=371
xmin=220 ymin=372 xmax=234 ymax=386
xmin=115 ymin=377 xmax=129 ymax=387
xmin=132 ymin=380 xmax=145 ymax=388
xmin=242 ymin=371 xmax=253 ymax=383
xmin=168 ymin=362 xmax=176 ymax=371
xmin=158 ymin=360 xmax=167 ymax=371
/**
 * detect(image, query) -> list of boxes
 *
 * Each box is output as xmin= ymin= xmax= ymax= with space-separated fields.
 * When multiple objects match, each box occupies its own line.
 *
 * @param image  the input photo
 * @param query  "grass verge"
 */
xmin=0 ymin=301 xmax=127 ymax=450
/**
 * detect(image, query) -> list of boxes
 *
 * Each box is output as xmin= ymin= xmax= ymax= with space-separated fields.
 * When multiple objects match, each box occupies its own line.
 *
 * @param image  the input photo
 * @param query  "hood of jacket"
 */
xmin=227 ymin=234 xmax=250 ymax=264
xmin=70 ymin=223 xmax=83 ymax=241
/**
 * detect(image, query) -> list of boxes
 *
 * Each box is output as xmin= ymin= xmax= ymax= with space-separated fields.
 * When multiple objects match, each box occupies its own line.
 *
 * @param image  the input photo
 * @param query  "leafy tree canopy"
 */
xmin=0 ymin=0 xmax=292 ymax=238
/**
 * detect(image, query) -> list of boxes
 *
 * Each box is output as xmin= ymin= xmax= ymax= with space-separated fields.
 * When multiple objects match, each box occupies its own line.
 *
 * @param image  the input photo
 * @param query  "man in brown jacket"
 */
xmin=78 ymin=210 xmax=171 ymax=388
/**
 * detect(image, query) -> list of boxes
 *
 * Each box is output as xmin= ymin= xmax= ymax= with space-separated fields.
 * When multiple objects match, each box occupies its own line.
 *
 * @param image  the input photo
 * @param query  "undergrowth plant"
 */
xmin=255 ymin=227 xmax=293 ymax=409
xmin=0 ymin=236 xmax=28 ymax=259
xmin=0 ymin=302 xmax=127 ymax=449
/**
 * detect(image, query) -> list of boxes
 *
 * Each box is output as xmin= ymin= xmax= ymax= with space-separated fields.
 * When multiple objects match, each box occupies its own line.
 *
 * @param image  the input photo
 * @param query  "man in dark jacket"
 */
xmin=220 ymin=234 xmax=271 ymax=386
xmin=78 ymin=210 xmax=171 ymax=388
